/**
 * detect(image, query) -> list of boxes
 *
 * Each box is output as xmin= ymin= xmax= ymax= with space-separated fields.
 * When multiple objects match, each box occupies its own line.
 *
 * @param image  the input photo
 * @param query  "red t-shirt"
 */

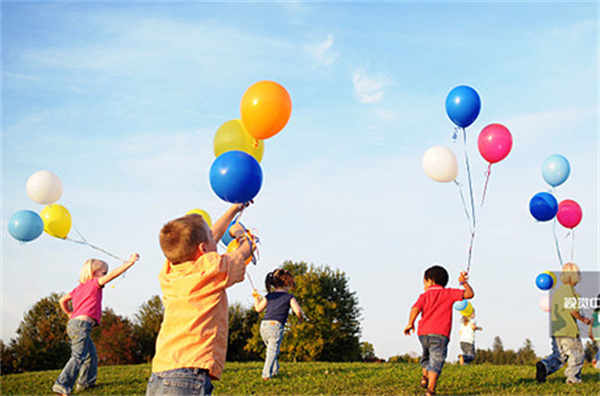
xmin=413 ymin=285 xmax=464 ymax=338
xmin=70 ymin=278 xmax=104 ymax=324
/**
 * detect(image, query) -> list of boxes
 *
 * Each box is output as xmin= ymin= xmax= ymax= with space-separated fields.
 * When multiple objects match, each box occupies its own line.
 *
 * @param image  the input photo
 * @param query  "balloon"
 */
xmin=422 ymin=146 xmax=458 ymax=183
xmin=221 ymin=220 xmax=245 ymax=247
xmin=40 ymin=204 xmax=72 ymax=239
xmin=529 ymin=192 xmax=558 ymax=222
xmin=453 ymin=300 xmax=468 ymax=311
xmin=226 ymin=239 xmax=252 ymax=265
xmin=539 ymin=294 xmax=551 ymax=312
xmin=213 ymin=119 xmax=265 ymax=163
xmin=535 ymin=272 xmax=554 ymax=291
xmin=8 ymin=210 xmax=44 ymax=242
xmin=26 ymin=170 xmax=63 ymax=205
xmin=185 ymin=209 xmax=212 ymax=227
xmin=557 ymin=199 xmax=582 ymax=229
xmin=542 ymin=154 xmax=570 ymax=187
xmin=445 ymin=85 xmax=481 ymax=128
xmin=477 ymin=124 xmax=513 ymax=164
xmin=209 ymin=151 xmax=263 ymax=204
xmin=460 ymin=302 xmax=473 ymax=317
xmin=240 ymin=80 xmax=292 ymax=140
xmin=544 ymin=271 xmax=557 ymax=288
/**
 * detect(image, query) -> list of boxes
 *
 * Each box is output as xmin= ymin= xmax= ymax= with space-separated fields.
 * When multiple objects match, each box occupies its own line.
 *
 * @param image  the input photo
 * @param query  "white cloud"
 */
xmin=352 ymin=68 xmax=389 ymax=104
xmin=305 ymin=33 xmax=337 ymax=67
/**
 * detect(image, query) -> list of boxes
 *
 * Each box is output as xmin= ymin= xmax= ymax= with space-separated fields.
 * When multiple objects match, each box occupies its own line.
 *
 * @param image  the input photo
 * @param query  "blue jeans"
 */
xmin=460 ymin=341 xmax=476 ymax=364
xmin=260 ymin=320 xmax=284 ymax=379
xmin=540 ymin=336 xmax=584 ymax=383
xmin=146 ymin=368 xmax=213 ymax=395
xmin=418 ymin=334 xmax=449 ymax=375
xmin=53 ymin=319 xmax=98 ymax=394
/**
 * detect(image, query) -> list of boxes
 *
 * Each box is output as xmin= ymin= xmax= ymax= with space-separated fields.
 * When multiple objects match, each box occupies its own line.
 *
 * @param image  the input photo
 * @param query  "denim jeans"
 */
xmin=540 ymin=336 xmax=584 ymax=383
xmin=460 ymin=341 xmax=476 ymax=364
xmin=146 ymin=368 xmax=213 ymax=396
xmin=260 ymin=320 xmax=284 ymax=379
xmin=418 ymin=334 xmax=449 ymax=375
xmin=53 ymin=319 xmax=97 ymax=394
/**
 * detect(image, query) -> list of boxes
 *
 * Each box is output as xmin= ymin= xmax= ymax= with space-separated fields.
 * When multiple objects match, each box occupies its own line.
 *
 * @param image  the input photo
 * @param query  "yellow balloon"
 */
xmin=213 ymin=119 xmax=265 ymax=163
xmin=40 ymin=204 xmax=72 ymax=239
xmin=460 ymin=302 xmax=474 ymax=317
xmin=226 ymin=239 xmax=251 ymax=265
xmin=185 ymin=209 xmax=212 ymax=227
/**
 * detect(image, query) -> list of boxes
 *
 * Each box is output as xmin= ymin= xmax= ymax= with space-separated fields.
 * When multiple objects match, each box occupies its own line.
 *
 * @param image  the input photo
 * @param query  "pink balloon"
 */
xmin=539 ymin=294 xmax=550 ymax=312
xmin=557 ymin=199 xmax=582 ymax=229
xmin=477 ymin=123 xmax=513 ymax=164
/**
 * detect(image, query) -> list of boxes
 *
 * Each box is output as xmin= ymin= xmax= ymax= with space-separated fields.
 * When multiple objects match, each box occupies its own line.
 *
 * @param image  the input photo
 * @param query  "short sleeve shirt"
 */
xmin=413 ymin=285 xmax=464 ymax=338
xmin=551 ymin=283 xmax=580 ymax=337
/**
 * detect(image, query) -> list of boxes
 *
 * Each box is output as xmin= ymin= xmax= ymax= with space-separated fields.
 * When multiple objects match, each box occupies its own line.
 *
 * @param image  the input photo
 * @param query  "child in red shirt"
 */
xmin=404 ymin=265 xmax=474 ymax=396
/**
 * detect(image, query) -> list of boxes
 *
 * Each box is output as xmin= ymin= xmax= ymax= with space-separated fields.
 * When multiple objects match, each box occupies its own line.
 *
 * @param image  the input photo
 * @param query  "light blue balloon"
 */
xmin=542 ymin=154 xmax=570 ymax=187
xmin=453 ymin=300 xmax=468 ymax=311
xmin=8 ymin=210 xmax=44 ymax=242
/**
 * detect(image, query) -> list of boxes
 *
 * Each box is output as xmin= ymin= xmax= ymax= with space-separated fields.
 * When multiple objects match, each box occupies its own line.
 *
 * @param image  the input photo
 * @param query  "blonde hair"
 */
xmin=79 ymin=259 xmax=108 ymax=283
xmin=560 ymin=262 xmax=581 ymax=285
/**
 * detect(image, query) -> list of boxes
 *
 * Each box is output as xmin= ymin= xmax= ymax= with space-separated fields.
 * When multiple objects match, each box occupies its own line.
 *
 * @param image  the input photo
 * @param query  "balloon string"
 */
xmin=570 ymin=230 xmax=575 ymax=262
xmin=465 ymin=229 xmax=476 ymax=275
xmin=461 ymin=127 xmax=477 ymax=231
xmin=551 ymin=218 xmax=564 ymax=267
xmin=246 ymin=270 xmax=256 ymax=290
xmin=480 ymin=163 xmax=492 ymax=209
xmin=454 ymin=180 xmax=473 ymax=232
xmin=66 ymin=224 xmax=127 ymax=262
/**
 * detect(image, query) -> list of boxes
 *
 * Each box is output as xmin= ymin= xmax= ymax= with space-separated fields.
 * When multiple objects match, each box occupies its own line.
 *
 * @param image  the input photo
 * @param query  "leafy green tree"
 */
xmin=132 ymin=295 xmax=164 ymax=363
xmin=247 ymin=261 xmax=362 ymax=362
xmin=516 ymin=338 xmax=537 ymax=364
xmin=227 ymin=302 xmax=260 ymax=361
xmin=92 ymin=308 xmax=137 ymax=366
xmin=12 ymin=292 xmax=70 ymax=371
xmin=360 ymin=341 xmax=376 ymax=362
xmin=1 ymin=339 xmax=20 ymax=374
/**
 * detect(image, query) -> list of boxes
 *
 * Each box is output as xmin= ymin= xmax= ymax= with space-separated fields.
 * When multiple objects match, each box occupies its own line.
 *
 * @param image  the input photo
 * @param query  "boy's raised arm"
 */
xmin=459 ymin=271 xmax=474 ymax=299
xmin=211 ymin=204 xmax=247 ymax=243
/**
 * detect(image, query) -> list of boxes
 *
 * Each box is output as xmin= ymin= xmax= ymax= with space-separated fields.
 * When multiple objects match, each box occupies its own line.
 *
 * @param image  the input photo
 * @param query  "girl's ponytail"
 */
xmin=265 ymin=271 xmax=275 ymax=292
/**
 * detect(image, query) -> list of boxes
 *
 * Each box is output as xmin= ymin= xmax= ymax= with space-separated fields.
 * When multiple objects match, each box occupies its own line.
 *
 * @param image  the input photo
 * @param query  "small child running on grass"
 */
xmin=404 ymin=265 xmax=474 ymax=396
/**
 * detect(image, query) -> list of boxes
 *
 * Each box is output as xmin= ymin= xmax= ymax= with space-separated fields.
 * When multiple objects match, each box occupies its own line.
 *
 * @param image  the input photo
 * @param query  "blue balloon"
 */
xmin=542 ymin=154 xmax=570 ymax=187
xmin=221 ymin=220 xmax=245 ymax=247
xmin=8 ymin=210 xmax=44 ymax=242
xmin=529 ymin=192 xmax=558 ymax=222
xmin=210 ymin=151 xmax=263 ymax=204
xmin=453 ymin=300 xmax=468 ymax=311
xmin=445 ymin=85 xmax=481 ymax=128
xmin=535 ymin=273 xmax=554 ymax=291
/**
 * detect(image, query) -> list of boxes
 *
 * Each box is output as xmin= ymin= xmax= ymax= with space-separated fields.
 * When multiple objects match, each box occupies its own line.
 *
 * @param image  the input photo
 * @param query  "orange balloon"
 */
xmin=240 ymin=81 xmax=292 ymax=140
xmin=226 ymin=239 xmax=252 ymax=265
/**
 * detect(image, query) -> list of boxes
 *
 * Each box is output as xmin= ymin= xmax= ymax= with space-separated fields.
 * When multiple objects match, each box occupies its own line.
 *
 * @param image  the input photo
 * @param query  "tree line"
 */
xmin=1 ymin=261 xmax=366 ymax=374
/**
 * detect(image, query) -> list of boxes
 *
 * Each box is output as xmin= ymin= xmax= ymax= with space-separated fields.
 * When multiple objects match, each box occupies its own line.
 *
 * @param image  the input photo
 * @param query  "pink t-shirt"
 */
xmin=70 ymin=278 xmax=104 ymax=324
xmin=413 ymin=285 xmax=464 ymax=338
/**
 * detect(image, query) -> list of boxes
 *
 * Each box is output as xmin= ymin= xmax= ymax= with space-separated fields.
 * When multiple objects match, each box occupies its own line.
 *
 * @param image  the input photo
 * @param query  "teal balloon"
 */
xmin=542 ymin=154 xmax=570 ymax=187
xmin=8 ymin=210 xmax=44 ymax=242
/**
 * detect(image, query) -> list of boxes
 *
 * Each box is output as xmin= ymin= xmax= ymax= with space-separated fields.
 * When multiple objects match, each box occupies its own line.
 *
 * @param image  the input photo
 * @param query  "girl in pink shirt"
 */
xmin=52 ymin=254 xmax=139 ymax=396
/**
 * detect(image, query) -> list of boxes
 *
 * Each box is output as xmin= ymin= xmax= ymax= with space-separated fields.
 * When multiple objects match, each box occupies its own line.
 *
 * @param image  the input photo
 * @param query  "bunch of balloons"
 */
xmin=209 ymin=80 xmax=292 ymax=204
xmin=453 ymin=300 xmax=474 ymax=317
xmin=528 ymin=154 xmax=583 ymax=265
xmin=8 ymin=170 xmax=72 ymax=243
xmin=423 ymin=85 xmax=513 ymax=273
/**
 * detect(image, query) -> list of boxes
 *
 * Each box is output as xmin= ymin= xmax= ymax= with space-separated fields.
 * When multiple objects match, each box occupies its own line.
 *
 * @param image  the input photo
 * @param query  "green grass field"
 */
xmin=1 ymin=362 xmax=598 ymax=395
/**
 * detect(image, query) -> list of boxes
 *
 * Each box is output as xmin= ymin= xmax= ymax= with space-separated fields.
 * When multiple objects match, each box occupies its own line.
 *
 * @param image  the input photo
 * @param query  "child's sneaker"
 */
xmin=535 ymin=361 xmax=547 ymax=383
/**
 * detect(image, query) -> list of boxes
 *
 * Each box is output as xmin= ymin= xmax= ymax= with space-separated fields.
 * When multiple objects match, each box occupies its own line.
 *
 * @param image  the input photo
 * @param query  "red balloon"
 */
xmin=557 ymin=199 xmax=582 ymax=229
xmin=477 ymin=123 xmax=513 ymax=164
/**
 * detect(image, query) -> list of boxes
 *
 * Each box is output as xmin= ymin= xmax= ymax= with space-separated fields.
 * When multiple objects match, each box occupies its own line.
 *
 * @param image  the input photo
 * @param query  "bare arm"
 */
xmin=59 ymin=293 xmax=73 ymax=316
xmin=211 ymin=204 xmax=248 ymax=243
xmin=571 ymin=310 xmax=591 ymax=326
xmin=404 ymin=306 xmax=421 ymax=335
xmin=98 ymin=254 xmax=139 ymax=286
xmin=459 ymin=271 xmax=474 ymax=299
xmin=253 ymin=290 xmax=267 ymax=312
xmin=290 ymin=297 xmax=304 ymax=322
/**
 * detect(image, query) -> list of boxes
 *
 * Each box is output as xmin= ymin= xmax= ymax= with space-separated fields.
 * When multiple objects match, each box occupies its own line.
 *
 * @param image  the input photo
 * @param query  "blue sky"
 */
xmin=2 ymin=1 xmax=598 ymax=361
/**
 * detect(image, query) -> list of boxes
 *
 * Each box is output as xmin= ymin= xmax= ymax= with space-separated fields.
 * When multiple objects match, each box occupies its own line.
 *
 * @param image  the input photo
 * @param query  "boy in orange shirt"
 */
xmin=146 ymin=204 xmax=256 ymax=395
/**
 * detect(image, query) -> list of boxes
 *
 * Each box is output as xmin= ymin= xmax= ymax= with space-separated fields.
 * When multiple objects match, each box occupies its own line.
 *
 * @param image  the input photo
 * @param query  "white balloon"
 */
xmin=26 ymin=170 xmax=63 ymax=204
xmin=422 ymin=146 xmax=458 ymax=183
